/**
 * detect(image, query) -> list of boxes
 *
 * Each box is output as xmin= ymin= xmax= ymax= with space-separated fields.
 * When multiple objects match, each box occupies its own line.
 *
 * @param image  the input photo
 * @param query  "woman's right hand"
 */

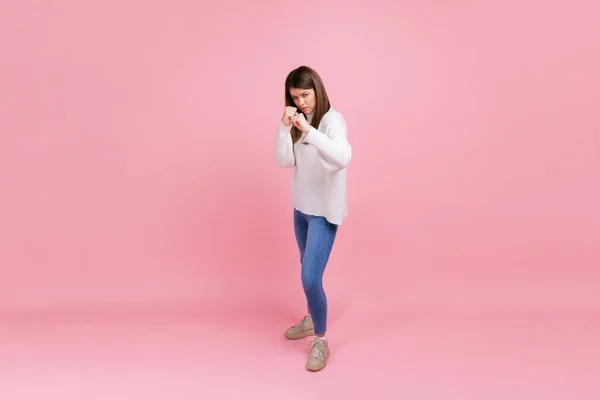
xmin=281 ymin=106 xmax=298 ymax=127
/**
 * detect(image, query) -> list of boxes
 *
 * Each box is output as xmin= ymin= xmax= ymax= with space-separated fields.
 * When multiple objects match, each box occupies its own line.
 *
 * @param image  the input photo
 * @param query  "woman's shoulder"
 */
xmin=321 ymin=107 xmax=346 ymax=125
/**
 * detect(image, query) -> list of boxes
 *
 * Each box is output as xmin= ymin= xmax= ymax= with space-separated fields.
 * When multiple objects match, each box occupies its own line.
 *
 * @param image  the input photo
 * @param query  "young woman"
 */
xmin=274 ymin=65 xmax=351 ymax=372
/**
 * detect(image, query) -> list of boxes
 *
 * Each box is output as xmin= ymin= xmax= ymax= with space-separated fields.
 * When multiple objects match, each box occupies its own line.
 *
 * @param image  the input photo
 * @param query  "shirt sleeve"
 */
xmin=274 ymin=122 xmax=295 ymax=168
xmin=303 ymin=115 xmax=351 ymax=172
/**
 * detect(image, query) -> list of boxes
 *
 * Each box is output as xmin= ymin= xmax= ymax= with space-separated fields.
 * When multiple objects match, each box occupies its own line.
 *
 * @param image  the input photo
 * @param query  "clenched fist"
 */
xmin=281 ymin=106 xmax=298 ymax=127
xmin=290 ymin=113 xmax=311 ymax=133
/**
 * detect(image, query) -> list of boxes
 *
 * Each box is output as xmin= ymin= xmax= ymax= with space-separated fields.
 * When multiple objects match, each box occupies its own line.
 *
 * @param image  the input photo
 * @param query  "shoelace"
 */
xmin=292 ymin=316 xmax=311 ymax=333
xmin=308 ymin=340 xmax=326 ymax=360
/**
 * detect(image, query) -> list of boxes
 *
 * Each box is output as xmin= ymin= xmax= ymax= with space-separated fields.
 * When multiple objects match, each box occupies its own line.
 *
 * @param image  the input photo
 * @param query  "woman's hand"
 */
xmin=290 ymin=113 xmax=311 ymax=133
xmin=281 ymin=106 xmax=298 ymax=127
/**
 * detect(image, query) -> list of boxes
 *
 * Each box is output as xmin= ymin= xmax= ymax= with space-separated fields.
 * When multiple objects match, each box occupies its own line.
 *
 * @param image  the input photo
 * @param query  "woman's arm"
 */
xmin=274 ymin=122 xmax=295 ymax=168
xmin=303 ymin=116 xmax=351 ymax=172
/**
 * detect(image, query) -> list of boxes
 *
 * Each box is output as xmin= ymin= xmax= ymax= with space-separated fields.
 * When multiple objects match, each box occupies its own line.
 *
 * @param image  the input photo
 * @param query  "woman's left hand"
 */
xmin=290 ymin=113 xmax=311 ymax=133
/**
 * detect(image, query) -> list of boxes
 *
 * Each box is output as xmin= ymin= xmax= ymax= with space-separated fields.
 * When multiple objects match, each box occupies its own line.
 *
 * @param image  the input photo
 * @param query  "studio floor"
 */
xmin=2 ymin=305 xmax=598 ymax=399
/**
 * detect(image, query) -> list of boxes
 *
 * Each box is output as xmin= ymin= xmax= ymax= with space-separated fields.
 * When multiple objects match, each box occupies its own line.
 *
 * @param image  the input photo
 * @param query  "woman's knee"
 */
xmin=301 ymin=274 xmax=321 ymax=295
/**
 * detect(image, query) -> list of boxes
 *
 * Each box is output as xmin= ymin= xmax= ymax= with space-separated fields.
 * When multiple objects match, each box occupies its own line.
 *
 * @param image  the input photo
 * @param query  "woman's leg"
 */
xmin=293 ymin=209 xmax=308 ymax=265
xmin=301 ymin=215 xmax=338 ymax=336
xmin=293 ymin=209 xmax=310 ymax=314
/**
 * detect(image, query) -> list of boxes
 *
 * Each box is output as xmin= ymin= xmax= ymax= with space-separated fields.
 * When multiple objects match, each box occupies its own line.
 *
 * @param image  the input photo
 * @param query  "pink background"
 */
xmin=1 ymin=0 xmax=599 ymax=399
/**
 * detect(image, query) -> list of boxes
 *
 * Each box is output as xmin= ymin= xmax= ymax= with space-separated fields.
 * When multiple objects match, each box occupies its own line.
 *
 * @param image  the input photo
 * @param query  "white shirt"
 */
xmin=274 ymin=108 xmax=351 ymax=225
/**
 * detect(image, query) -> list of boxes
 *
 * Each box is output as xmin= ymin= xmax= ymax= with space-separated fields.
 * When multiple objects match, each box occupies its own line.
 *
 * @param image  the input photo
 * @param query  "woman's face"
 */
xmin=289 ymin=87 xmax=316 ymax=115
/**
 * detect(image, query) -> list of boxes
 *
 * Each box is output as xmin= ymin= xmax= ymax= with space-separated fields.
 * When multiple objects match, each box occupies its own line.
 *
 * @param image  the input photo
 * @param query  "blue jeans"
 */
xmin=293 ymin=209 xmax=338 ymax=335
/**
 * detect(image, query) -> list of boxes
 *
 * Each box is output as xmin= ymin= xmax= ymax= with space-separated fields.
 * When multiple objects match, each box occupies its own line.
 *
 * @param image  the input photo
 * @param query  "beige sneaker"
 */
xmin=306 ymin=338 xmax=329 ymax=372
xmin=284 ymin=315 xmax=315 ymax=339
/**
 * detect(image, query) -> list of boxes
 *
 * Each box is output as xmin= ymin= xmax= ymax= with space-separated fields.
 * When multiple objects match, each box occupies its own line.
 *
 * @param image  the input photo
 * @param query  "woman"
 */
xmin=274 ymin=65 xmax=352 ymax=372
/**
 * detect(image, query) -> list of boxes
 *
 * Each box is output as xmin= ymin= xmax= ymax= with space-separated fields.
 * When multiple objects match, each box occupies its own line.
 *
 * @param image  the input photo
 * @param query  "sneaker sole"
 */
xmin=306 ymin=362 xmax=327 ymax=372
xmin=284 ymin=329 xmax=315 ymax=340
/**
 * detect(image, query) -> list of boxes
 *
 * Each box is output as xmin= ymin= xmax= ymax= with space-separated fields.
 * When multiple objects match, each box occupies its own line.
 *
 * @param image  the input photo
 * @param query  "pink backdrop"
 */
xmin=1 ymin=0 xmax=599 ymax=398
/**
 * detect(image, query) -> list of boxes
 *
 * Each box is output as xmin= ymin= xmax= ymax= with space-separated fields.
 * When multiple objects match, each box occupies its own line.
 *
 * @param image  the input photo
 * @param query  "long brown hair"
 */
xmin=285 ymin=66 xmax=331 ymax=144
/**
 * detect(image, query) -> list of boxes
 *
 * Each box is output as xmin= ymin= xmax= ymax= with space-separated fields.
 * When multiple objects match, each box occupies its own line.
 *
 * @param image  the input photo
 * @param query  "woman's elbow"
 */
xmin=324 ymin=150 xmax=351 ymax=172
xmin=275 ymin=154 xmax=295 ymax=168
